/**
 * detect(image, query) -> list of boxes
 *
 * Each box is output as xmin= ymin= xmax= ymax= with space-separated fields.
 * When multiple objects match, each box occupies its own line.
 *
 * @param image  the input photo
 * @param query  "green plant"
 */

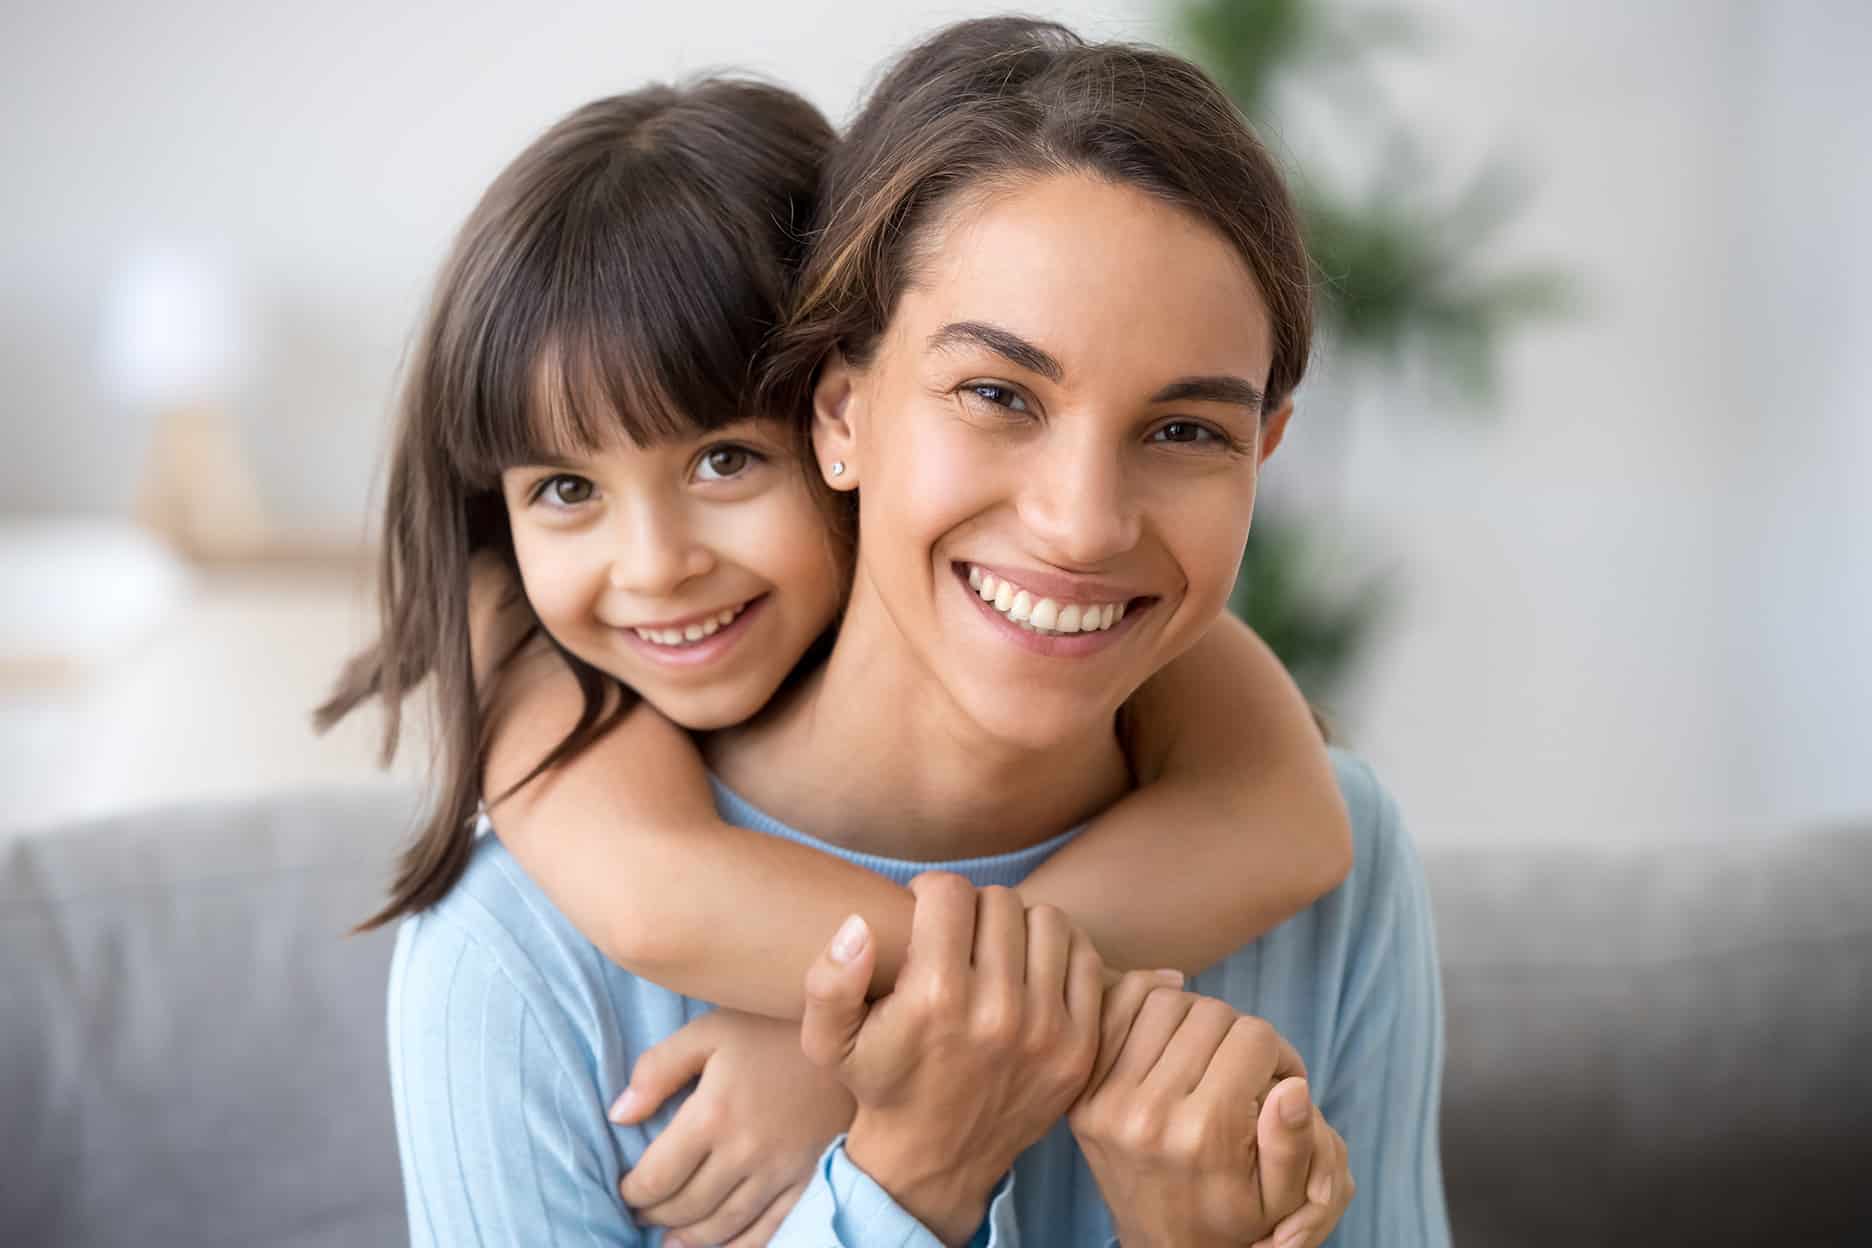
xmin=1178 ymin=0 xmax=1571 ymax=706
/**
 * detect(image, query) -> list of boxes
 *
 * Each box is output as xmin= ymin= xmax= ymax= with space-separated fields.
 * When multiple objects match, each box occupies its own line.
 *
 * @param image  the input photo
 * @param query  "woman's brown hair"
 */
xmin=318 ymin=79 xmax=833 ymax=930
xmin=762 ymin=16 xmax=1314 ymax=530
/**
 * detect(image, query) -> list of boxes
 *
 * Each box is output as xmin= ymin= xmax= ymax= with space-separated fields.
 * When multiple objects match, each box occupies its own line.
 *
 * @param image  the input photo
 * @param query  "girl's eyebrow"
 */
xmin=514 ymin=450 xmax=587 ymax=469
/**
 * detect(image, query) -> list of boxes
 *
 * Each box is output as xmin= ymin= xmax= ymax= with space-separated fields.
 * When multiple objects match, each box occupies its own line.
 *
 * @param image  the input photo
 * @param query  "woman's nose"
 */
xmin=1016 ymin=431 xmax=1141 ymax=568
xmin=605 ymin=501 xmax=714 ymax=596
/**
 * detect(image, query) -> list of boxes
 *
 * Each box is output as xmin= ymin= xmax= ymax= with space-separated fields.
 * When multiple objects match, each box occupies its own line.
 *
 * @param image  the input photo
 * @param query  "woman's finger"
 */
xmin=1103 ymin=986 xmax=1195 ymax=1093
xmin=1251 ymin=1076 xmax=1316 ymax=1225
xmin=1198 ymin=1013 xmax=1304 ymax=1111
xmin=1023 ymin=903 xmax=1073 ymax=1004
xmin=972 ymin=884 xmax=1027 ymax=991
xmin=1064 ymin=929 xmax=1106 ymax=1028
xmin=800 ymin=914 xmax=875 ymax=1072
xmin=1080 ymin=970 xmax=1176 ymax=1103
xmin=1140 ymin=995 xmax=1238 ymax=1098
xmin=903 ymin=872 xmax=979 ymax=983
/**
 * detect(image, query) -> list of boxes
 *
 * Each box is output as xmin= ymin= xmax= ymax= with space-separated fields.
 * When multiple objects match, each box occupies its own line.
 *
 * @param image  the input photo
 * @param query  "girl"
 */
xmin=327 ymin=62 xmax=1362 ymax=1248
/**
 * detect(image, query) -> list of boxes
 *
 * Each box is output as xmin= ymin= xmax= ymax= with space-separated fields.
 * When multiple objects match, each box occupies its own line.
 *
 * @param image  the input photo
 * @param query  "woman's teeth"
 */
xmin=967 ymin=565 xmax=1127 ymax=635
xmin=633 ymin=603 xmax=746 ymax=647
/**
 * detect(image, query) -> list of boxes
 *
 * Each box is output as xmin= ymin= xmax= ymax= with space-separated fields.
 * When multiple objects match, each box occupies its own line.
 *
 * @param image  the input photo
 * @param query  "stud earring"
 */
xmin=830 ymin=461 xmax=846 ymax=478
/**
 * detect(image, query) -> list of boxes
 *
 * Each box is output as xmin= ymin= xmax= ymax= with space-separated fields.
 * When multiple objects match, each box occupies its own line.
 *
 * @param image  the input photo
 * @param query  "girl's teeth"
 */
xmin=1009 ymin=590 xmax=1033 ymax=623
xmin=993 ymin=581 xmax=1015 ymax=612
xmin=1030 ymin=598 xmax=1059 ymax=630
xmin=634 ymin=602 xmax=746 ymax=648
xmin=1057 ymin=603 xmax=1082 ymax=633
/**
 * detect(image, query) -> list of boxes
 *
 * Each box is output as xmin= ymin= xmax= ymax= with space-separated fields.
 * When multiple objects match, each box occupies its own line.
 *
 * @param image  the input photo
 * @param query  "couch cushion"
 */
xmin=1426 ymin=825 xmax=1872 ymax=1247
xmin=0 ymin=785 xmax=419 ymax=1248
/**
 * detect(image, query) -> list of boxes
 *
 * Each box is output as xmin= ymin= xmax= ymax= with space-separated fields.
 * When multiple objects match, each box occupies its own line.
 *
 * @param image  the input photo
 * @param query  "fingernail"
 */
xmin=607 ymin=1087 xmax=643 ymax=1124
xmin=830 ymin=914 xmax=868 ymax=964
xmin=1278 ymin=1224 xmax=1308 ymax=1248
xmin=1309 ymin=1167 xmax=1334 ymax=1206
xmin=1153 ymin=968 xmax=1185 ymax=987
xmin=1281 ymin=1079 xmax=1311 ymax=1128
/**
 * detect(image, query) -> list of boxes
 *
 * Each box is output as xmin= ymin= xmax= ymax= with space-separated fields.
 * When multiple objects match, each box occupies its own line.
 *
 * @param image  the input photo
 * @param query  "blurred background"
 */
xmin=1 ymin=0 xmax=1867 ymax=848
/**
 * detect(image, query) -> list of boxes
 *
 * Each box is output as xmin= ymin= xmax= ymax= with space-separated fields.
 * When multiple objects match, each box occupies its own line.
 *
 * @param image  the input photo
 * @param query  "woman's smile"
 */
xmin=954 ymin=562 xmax=1155 ymax=656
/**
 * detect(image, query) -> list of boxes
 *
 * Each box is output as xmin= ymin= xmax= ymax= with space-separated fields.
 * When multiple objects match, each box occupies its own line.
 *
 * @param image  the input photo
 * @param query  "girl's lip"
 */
xmin=952 ymin=565 xmax=1148 ymax=657
xmin=617 ymin=593 xmax=767 ymax=669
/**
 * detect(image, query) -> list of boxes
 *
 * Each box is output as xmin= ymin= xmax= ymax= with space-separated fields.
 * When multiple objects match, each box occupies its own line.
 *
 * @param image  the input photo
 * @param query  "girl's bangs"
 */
xmin=450 ymin=160 xmax=778 ymax=484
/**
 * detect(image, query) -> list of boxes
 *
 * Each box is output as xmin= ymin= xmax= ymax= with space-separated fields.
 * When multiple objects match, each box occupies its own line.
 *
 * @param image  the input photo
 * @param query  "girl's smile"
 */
xmin=503 ymin=417 xmax=842 ymax=731
xmin=616 ymin=592 xmax=767 ymax=667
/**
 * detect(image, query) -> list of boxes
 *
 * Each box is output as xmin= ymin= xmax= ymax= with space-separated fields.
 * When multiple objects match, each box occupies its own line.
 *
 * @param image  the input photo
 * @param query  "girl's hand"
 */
xmin=610 ymin=1009 xmax=855 ymax=1246
xmin=799 ymin=875 xmax=1106 ymax=1247
xmin=1068 ymin=974 xmax=1350 ymax=1248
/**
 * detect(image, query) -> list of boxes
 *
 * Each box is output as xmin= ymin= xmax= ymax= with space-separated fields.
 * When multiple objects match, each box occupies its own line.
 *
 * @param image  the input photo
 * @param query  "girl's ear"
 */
xmin=811 ymin=350 xmax=861 ymax=491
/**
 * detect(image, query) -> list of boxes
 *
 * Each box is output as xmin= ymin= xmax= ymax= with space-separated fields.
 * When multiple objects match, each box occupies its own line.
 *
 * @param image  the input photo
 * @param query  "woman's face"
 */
xmin=501 ymin=416 xmax=843 ymax=731
xmin=817 ymin=172 xmax=1290 ymax=752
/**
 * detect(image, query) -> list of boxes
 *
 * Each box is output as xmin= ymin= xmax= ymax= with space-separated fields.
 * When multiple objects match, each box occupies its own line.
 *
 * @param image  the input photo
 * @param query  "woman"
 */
xmin=391 ymin=17 xmax=1446 ymax=1247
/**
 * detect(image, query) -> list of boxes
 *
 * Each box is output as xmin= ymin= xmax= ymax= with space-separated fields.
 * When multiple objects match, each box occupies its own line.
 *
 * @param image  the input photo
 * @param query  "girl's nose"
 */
xmin=606 ymin=502 xmax=715 ymax=596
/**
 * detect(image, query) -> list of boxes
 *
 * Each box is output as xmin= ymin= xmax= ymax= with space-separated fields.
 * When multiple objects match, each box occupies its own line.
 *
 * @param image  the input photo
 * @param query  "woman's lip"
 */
xmin=616 ymin=594 xmax=766 ymax=668
xmin=953 ymin=565 xmax=1148 ymax=656
xmin=953 ymin=561 xmax=1149 ymax=607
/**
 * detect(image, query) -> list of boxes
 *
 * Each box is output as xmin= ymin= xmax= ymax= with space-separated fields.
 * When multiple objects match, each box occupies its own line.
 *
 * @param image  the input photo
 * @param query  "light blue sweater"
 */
xmin=387 ymin=750 xmax=1450 ymax=1246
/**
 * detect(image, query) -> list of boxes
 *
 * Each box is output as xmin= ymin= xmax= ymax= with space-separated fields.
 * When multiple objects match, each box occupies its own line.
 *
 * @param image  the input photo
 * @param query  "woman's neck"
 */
xmin=705 ymin=594 xmax=1131 ymax=863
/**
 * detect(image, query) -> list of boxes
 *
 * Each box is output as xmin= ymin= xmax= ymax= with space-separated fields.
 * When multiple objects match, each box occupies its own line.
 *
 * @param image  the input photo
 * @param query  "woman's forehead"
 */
xmin=899 ymin=173 xmax=1274 ymax=388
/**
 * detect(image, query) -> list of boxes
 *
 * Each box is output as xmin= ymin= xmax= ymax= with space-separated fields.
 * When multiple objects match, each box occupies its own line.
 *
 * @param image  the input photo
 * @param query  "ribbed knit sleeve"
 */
xmin=389 ymin=912 xmax=642 ymax=1246
xmin=1311 ymin=755 xmax=1452 ymax=1248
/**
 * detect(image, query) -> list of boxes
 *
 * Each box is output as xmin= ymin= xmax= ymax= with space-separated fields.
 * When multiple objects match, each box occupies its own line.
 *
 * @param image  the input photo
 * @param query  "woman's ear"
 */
xmin=1258 ymin=397 xmax=1295 ymax=466
xmin=811 ymin=350 xmax=861 ymax=491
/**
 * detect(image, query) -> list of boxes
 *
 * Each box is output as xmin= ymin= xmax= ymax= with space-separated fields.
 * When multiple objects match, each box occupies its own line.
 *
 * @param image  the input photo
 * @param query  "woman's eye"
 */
xmin=695 ymin=443 xmax=764 ymax=482
xmin=1151 ymin=420 xmax=1221 ymax=447
xmin=535 ymin=474 xmax=594 ymax=507
xmin=961 ymin=382 xmax=1030 ymax=414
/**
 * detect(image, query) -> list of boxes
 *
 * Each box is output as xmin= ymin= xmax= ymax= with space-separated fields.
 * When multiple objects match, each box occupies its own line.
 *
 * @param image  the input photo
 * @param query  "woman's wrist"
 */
xmin=844 ymin=1115 xmax=1000 ymax=1247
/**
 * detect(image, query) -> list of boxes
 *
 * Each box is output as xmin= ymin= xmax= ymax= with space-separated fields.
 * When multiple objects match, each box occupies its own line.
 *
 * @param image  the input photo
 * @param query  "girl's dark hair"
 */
xmin=317 ymin=79 xmax=833 ymax=930
xmin=762 ymin=16 xmax=1313 ymax=529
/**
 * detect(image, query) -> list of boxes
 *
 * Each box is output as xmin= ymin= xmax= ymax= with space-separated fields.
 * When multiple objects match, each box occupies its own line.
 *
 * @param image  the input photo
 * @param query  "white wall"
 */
xmin=1724 ymin=0 xmax=1872 ymax=833
xmin=2 ymin=0 xmax=1865 ymax=843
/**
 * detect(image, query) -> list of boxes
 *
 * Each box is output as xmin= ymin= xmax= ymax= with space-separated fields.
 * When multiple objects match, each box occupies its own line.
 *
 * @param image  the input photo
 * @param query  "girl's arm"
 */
xmin=475 ymin=565 xmax=1346 ymax=1018
xmin=1021 ymin=611 xmax=1352 ymax=974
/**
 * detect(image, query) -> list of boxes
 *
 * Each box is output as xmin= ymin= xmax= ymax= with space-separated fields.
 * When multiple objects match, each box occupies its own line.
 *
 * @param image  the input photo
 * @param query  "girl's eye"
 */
xmin=1150 ymin=420 xmax=1223 ymax=447
xmin=694 ymin=443 xmax=765 ymax=482
xmin=534 ymin=474 xmax=595 ymax=507
xmin=961 ymin=382 xmax=1030 ymax=415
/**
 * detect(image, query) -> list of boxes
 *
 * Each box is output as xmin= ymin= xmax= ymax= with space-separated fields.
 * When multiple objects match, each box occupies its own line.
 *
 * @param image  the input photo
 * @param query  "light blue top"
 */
xmin=387 ymin=750 xmax=1450 ymax=1246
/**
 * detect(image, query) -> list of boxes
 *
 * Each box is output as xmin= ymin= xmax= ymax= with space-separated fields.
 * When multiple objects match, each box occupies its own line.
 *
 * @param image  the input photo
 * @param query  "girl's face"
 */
xmin=817 ymin=173 xmax=1291 ymax=753
xmin=501 ymin=417 xmax=843 ymax=731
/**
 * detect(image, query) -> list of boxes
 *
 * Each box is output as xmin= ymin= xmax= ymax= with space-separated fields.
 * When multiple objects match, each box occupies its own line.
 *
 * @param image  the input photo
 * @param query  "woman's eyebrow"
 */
xmin=926 ymin=320 xmax=1063 ymax=382
xmin=1150 ymin=375 xmax=1264 ymax=413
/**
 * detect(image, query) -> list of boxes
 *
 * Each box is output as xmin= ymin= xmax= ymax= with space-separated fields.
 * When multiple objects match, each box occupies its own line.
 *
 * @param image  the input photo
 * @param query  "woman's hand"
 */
xmin=1069 ymin=973 xmax=1354 ymax=1248
xmin=609 ymin=1009 xmax=855 ymax=1247
xmin=799 ymin=874 xmax=1106 ymax=1247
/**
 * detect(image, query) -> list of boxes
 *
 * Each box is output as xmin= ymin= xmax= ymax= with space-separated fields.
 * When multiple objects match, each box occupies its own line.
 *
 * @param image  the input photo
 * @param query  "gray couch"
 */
xmin=4 ymin=787 xmax=1868 ymax=1246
